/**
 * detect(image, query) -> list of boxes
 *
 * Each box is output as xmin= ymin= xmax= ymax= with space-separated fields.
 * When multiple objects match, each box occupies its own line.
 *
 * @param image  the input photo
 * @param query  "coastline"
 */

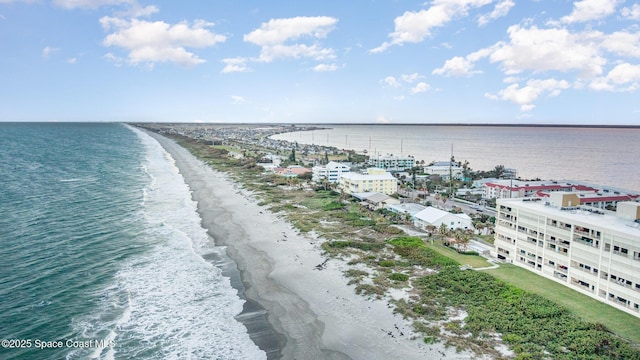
xmin=143 ymin=131 xmax=467 ymax=359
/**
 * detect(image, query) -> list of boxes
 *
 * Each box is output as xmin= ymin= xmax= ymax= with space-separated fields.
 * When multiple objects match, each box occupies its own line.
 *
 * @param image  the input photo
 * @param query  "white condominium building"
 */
xmin=339 ymin=168 xmax=398 ymax=195
xmin=368 ymin=154 xmax=415 ymax=172
xmin=424 ymin=161 xmax=463 ymax=181
xmin=311 ymin=161 xmax=351 ymax=183
xmin=494 ymin=192 xmax=640 ymax=318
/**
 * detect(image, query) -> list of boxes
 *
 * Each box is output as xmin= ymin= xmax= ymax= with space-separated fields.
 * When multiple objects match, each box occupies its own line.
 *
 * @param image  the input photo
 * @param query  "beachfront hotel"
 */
xmin=339 ymin=168 xmax=398 ymax=195
xmin=494 ymin=192 xmax=640 ymax=317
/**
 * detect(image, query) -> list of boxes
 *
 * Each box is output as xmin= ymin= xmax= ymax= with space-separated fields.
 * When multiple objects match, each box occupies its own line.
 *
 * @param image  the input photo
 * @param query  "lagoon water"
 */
xmin=0 ymin=123 xmax=264 ymax=359
xmin=272 ymin=125 xmax=640 ymax=192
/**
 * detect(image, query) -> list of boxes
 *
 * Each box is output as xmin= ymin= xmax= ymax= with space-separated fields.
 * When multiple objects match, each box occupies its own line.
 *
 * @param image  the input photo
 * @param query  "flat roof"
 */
xmin=498 ymin=198 xmax=640 ymax=238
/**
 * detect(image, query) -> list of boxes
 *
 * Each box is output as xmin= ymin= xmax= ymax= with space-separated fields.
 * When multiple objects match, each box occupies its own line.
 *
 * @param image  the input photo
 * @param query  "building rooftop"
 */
xmin=498 ymin=197 xmax=640 ymax=237
xmin=386 ymin=203 xmax=427 ymax=215
xmin=340 ymin=171 xmax=396 ymax=181
xmin=414 ymin=206 xmax=471 ymax=223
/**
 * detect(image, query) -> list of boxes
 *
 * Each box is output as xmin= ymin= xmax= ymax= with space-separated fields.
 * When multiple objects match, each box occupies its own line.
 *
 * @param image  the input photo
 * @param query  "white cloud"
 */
xmin=382 ymin=76 xmax=400 ymax=87
xmin=599 ymin=31 xmax=640 ymax=58
xmin=410 ymin=81 xmax=431 ymax=94
xmin=589 ymin=63 xmax=640 ymax=91
xmin=221 ymin=57 xmax=251 ymax=73
xmin=486 ymin=78 xmax=570 ymax=111
xmin=487 ymin=25 xmax=606 ymax=77
xmin=371 ymin=0 xmax=493 ymax=53
xmin=104 ymin=52 xmax=124 ymax=66
xmin=621 ymin=4 xmax=640 ymax=19
xmin=478 ymin=0 xmax=515 ymax=26
xmin=67 ymin=57 xmax=77 ymax=64
xmin=560 ymin=0 xmax=621 ymax=23
xmin=100 ymin=17 xmax=226 ymax=67
xmin=313 ymin=63 xmax=338 ymax=72
xmin=122 ymin=4 xmax=159 ymax=18
xmin=51 ymin=0 xmax=158 ymax=18
xmin=401 ymin=72 xmax=423 ymax=83
xmin=432 ymin=56 xmax=480 ymax=77
xmin=53 ymin=0 xmax=133 ymax=9
xmin=231 ymin=95 xmax=247 ymax=105
xmin=376 ymin=115 xmax=392 ymax=123
xmin=243 ymin=16 xmax=338 ymax=62
xmin=42 ymin=46 xmax=59 ymax=59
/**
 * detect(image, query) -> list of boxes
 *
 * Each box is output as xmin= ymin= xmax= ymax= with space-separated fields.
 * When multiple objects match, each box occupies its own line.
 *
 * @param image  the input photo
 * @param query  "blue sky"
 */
xmin=1 ymin=0 xmax=639 ymax=124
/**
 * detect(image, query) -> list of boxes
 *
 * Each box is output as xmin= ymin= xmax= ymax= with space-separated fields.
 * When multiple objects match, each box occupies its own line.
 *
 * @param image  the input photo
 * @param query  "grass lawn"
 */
xmin=484 ymin=264 xmax=640 ymax=344
xmin=423 ymin=240 xmax=492 ymax=268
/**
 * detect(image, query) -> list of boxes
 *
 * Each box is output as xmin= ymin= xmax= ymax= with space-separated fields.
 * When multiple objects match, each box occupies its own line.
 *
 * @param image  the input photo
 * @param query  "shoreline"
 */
xmin=143 ymin=130 xmax=467 ymax=359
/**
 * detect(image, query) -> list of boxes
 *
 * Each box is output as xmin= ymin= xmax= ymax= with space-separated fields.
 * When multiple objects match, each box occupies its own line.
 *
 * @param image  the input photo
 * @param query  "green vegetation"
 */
xmin=389 ymin=272 xmax=409 ymax=282
xmin=322 ymin=200 xmax=346 ymax=211
xmin=150 ymin=129 xmax=640 ymax=359
xmin=424 ymin=241 xmax=491 ymax=268
xmin=485 ymin=264 xmax=640 ymax=344
xmin=418 ymin=267 xmax=640 ymax=359
xmin=322 ymin=240 xmax=385 ymax=253
xmin=379 ymin=260 xmax=395 ymax=267
xmin=390 ymin=248 xmax=640 ymax=359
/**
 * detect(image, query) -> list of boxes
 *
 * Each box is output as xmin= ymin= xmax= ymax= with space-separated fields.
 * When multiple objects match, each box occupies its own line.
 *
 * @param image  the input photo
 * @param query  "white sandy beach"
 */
xmin=146 ymin=131 xmax=477 ymax=360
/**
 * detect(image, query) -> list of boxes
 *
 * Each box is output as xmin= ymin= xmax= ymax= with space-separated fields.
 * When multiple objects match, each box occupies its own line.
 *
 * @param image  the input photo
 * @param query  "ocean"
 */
xmin=271 ymin=125 xmax=640 ymax=192
xmin=0 ymin=123 xmax=265 ymax=360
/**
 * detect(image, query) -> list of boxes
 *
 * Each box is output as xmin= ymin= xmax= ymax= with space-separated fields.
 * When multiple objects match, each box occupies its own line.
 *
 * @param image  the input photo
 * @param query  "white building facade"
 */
xmin=413 ymin=207 xmax=474 ymax=231
xmin=312 ymin=161 xmax=351 ymax=183
xmin=494 ymin=192 xmax=640 ymax=318
xmin=339 ymin=168 xmax=398 ymax=195
xmin=368 ymin=154 xmax=415 ymax=172
xmin=424 ymin=161 xmax=463 ymax=181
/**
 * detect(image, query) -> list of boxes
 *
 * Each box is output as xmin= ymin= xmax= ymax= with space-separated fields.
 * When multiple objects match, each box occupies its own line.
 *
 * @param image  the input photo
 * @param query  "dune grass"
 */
xmin=423 ymin=240 xmax=492 ymax=268
xmin=484 ymin=264 xmax=640 ymax=344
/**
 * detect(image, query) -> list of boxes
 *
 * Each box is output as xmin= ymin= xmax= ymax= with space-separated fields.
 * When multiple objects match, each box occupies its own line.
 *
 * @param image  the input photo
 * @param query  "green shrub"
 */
xmin=322 ymin=201 xmax=346 ymax=211
xmin=323 ymin=241 xmax=385 ymax=252
xmin=388 ymin=236 xmax=426 ymax=248
xmin=389 ymin=273 xmax=409 ymax=282
xmin=344 ymin=269 xmax=368 ymax=278
xmin=379 ymin=260 xmax=395 ymax=267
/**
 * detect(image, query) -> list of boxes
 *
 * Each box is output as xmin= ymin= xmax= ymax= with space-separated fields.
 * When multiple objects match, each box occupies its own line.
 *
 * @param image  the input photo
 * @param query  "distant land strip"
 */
xmin=127 ymin=122 xmax=640 ymax=129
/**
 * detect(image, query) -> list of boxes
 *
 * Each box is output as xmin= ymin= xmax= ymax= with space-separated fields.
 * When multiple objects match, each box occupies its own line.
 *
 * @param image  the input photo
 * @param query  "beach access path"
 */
xmin=145 ymin=131 xmax=477 ymax=360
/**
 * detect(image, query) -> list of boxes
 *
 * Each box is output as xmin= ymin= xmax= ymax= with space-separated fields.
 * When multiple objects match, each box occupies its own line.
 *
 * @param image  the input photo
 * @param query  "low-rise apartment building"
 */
xmin=311 ymin=161 xmax=351 ymax=183
xmin=424 ymin=161 xmax=463 ymax=181
xmin=483 ymin=180 xmax=595 ymax=199
xmin=339 ymin=168 xmax=398 ymax=195
xmin=494 ymin=192 xmax=640 ymax=317
xmin=368 ymin=154 xmax=415 ymax=172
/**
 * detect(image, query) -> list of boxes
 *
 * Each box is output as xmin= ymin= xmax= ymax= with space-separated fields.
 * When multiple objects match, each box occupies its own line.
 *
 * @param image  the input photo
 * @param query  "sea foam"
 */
xmin=69 ymin=127 xmax=265 ymax=360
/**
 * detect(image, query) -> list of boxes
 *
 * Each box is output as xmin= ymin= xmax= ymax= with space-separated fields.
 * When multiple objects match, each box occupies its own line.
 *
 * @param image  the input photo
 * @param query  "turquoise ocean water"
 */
xmin=0 ymin=123 xmax=264 ymax=359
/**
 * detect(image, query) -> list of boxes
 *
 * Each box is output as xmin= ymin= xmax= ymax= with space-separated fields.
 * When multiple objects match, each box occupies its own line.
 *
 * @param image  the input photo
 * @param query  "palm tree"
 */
xmin=459 ymin=230 xmax=472 ymax=251
xmin=439 ymin=223 xmax=449 ymax=237
xmin=426 ymin=224 xmax=437 ymax=238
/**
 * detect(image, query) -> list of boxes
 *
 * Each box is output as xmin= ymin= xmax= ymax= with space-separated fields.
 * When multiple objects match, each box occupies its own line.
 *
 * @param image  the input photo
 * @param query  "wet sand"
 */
xmin=145 ymin=130 xmax=473 ymax=360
